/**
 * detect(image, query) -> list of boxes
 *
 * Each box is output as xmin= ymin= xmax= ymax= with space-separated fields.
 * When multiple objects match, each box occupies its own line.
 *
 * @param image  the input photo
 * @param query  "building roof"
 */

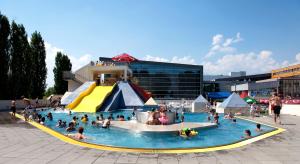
xmin=207 ymin=92 xmax=231 ymax=99
xmin=99 ymin=57 xmax=203 ymax=69
xmin=214 ymin=73 xmax=271 ymax=82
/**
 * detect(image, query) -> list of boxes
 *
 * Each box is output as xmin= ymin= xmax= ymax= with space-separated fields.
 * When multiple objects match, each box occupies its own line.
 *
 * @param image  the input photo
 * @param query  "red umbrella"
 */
xmin=112 ymin=53 xmax=137 ymax=63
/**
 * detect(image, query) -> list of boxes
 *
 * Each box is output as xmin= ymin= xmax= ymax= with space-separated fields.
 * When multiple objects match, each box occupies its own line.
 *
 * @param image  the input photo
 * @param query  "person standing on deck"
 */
xmin=10 ymin=99 xmax=16 ymax=119
xmin=272 ymin=93 xmax=282 ymax=124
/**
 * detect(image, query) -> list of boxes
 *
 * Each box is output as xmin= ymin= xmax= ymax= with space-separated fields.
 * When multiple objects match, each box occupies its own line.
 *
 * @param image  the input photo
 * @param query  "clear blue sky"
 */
xmin=1 ymin=0 xmax=300 ymax=86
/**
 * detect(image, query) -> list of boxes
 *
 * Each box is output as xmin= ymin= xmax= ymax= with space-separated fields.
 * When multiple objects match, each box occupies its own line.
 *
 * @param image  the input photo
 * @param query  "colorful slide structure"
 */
xmin=65 ymin=81 xmax=148 ymax=113
xmin=100 ymin=81 xmax=144 ymax=112
xmin=67 ymin=84 xmax=114 ymax=113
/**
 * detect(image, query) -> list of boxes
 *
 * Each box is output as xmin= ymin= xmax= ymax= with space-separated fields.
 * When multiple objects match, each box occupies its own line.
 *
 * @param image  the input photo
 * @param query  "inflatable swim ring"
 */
xmin=180 ymin=128 xmax=198 ymax=137
xmin=81 ymin=118 xmax=87 ymax=123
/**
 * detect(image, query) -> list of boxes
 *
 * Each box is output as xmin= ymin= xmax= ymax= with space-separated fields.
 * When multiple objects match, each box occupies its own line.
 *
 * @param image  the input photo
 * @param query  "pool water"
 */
xmin=38 ymin=109 xmax=275 ymax=149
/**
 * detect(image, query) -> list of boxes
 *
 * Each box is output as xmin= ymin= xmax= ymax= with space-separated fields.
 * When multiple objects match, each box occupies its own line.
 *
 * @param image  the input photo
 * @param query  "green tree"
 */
xmin=53 ymin=52 xmax=72 ymax=94
xmin=30 ymin=31 xmax=47 ymax=98
xmin=44 ymin=87 xmax=55 ymax=97
xmin=9 ymin=21 xmax=31 ymax=98
xmin=0 ymin=13 xmax=10 ymax=99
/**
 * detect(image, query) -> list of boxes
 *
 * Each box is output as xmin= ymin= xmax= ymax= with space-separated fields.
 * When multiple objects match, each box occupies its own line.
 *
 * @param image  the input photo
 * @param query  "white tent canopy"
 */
xmin=144 ymin=97 xmax=158 ymax=106
xmin=217 ymin=93 xmax=250 ymax=114
xmin=192 ymin=95 xmax=209 ymax=112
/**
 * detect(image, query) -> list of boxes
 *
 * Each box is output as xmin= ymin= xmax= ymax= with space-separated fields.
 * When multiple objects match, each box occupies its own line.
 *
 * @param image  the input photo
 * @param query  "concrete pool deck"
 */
xmin=1 ymin=112 xmax=300 ymax=164
xmin=110 ymin=120 xmax=217 ymax=132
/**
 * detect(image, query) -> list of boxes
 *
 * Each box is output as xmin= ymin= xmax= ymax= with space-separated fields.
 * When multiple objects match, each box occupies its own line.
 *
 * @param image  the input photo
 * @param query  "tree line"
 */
xmin=0 ymin=12 xmax=72 ymax=100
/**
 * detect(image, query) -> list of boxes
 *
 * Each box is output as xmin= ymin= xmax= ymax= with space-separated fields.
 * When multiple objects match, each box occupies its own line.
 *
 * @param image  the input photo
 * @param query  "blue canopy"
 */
xmin=207 ymin=92 xmax=231 ymax=99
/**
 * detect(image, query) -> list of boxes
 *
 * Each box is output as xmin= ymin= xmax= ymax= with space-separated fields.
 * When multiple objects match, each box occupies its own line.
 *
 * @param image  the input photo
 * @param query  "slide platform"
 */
xmin=72 ymin=86 xmax=114 ymax=113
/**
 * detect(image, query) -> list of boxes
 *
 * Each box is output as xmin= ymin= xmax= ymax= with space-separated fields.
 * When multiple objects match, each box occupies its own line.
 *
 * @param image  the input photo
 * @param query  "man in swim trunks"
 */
xmin=272 ymin=93 xmax=282 ymax=124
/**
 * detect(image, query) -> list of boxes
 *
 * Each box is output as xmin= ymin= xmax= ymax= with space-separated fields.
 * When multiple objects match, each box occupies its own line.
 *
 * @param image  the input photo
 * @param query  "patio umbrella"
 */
xmin=243 ymin=97 xmax=258 ymax=104
xmin=112 ymin=53 xmax=137 ymax=63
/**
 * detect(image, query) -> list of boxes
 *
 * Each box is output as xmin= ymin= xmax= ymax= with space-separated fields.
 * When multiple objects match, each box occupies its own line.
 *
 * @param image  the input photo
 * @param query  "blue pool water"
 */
xmin=38 ymin=109 xmax=275 ymax=149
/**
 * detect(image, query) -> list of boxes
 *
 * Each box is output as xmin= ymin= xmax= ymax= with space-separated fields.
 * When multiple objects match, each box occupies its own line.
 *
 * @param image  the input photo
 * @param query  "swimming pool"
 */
xmin=36 ymin=109 xmax=276 ymax=149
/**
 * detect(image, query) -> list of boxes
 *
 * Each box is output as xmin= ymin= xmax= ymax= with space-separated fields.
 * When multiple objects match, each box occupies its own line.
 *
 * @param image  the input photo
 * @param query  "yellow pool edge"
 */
xmin=13 ymin=112 xmax=285 ymax=154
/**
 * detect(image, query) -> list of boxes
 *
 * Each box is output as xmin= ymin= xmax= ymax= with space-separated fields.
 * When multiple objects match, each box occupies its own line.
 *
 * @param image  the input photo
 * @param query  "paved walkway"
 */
xmin=0 ymin=112 xmax=300 ymax=164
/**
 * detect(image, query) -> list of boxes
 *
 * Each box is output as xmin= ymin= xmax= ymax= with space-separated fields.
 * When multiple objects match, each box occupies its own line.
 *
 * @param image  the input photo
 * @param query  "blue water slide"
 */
xmin=100 ymin=85 xmax=122 ymax=112
xmin=61 ymin=81 xmax=95 ymax=105
xmin=118 ymin=81 xmax=144 ymax=107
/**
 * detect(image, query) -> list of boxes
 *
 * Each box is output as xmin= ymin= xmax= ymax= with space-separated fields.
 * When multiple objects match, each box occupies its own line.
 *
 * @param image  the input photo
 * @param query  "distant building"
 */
xmin=64 ymin=54 xmax=203 ymax=100
xmin=229 ymin=71 xmax=246 ymax=77
xmin=229 ymin=64 xmax=300 ymax=98
xmin=272 ymin=63 xmax=300 ymax=78
xmin=100 ymin=57 xmax=203 ymax=100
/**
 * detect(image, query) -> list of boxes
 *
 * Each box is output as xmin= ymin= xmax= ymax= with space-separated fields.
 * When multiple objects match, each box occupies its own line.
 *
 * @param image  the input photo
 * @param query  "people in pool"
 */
xmin=99 ymin=114 xmax=104 ymax=121
xmin=109 ymin=113 xmax=114 ymax=120
xmin=102 ymin=116 xmax=112 ymax=128
xmin=91 ymin=121 xmax=99 ymax=127
xmin=180 ymin=112 xmax=185 ymax=122
xmin=232 ymin=119 xmax=237 ymax=123
xmin=214 ymin=113 xmax=219 ymax=124
xmin=159 ymin=111 xmax=169 ymax=125
xmin=81 ymin=114 xmax=89 ymax=123
xmin=40 ymin=117 xmax=45 ymax=125
xmin=207 ymin=116 xmax=211 ymax=122
xmin=179 ymin=128 xmax=198 ymax=137
xmin=118 ymin=115 xmax=125 ymax=121
xmin=66 ymin=122 xmax=76 ymax=132
xmin=224 ymin=112 xmax=234 ymax=119
xmin=68 ymin=127 xmax=86 ymax=140
xmin=61 ymin=121 xmax=67 ymax=128
xmin=96 ymin=116 xmax=104 ymax=124
xmin=71 ymin=116 xmax=78 ymax=125
xmin=256 ymin=123 xmax=262 ymax=132
xmin=243 ymin=129 xmax=252 ymax=138
xmin=146 ymin=110 xmax=160 ymax=125
xmin=47 ymin=112 xmax=53 ymax=121
xmin=56 ymin=120 xmax=62 ymax=127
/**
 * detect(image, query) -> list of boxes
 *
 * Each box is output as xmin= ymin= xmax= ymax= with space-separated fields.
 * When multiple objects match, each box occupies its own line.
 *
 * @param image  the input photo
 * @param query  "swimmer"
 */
xmin=96 ymin=116 xmax=103 ymax=124
xmin=66 ymin=122 xmax=76 ymax=132
xmin=47 ymin=112 xmax=53 ymax=121
xmin=92 ymin=120 xmax=101 ymax=127
xmin=56 ymin=120 xmax=62 ymax=127
xmin=180 ymin=112 xmax=185 ymax=122
xmin=207 ymin=116 xmax=211 ymax=122
xmin=118 ymin=115 xmax=125 ymax=121
xmin=256 ymin=123 xmax=262 ymax=132
xmin=243 ymin=129 xmax=252 ymax=138
xmin=109 ymin=113 xmax=114 ymax=120
xmin=214 ymin=113 xmax=219 ymax=124
xmin=68 ymin=127 xmax=86 ymax=140
xmin=40 ymin=117 xmax=45 ymax=125
xmin=71 ymin=116 xmax=78 ymax=125
xmin=100 ymin=114 xmax=104 ymax=120
xmin=102 ymin=117 xmax=111 ymax=128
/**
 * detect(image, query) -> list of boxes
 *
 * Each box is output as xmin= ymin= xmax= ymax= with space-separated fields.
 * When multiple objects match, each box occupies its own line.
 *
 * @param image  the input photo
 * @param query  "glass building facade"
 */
xmin=99 ymin=57 xmax=203 ymax=100
xmin=278 ymin=78 xmax=300 ymax=98
xmin=129 ymin=61 xmax=203 ymax=100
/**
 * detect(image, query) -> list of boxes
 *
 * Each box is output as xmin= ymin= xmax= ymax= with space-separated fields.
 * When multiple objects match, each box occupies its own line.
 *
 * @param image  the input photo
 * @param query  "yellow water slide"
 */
xmin=67 ymin=84 xmax=114 ymax=113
